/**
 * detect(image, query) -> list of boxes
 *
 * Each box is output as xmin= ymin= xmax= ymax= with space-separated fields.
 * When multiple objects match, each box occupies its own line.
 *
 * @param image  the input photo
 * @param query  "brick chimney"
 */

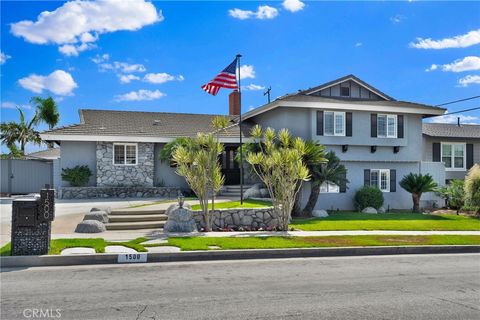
xmin=229 ymin=90 xmax=241 ymax=116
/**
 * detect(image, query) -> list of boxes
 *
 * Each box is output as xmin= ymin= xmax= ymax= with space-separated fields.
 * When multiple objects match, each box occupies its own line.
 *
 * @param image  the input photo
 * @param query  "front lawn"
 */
xmin=165 ymin=235 xmax=480 ymax=250
xmin=291 ymin=212 xmax=480 ymax=231
xmin=190 ymin=199 xmax=272 ymax=211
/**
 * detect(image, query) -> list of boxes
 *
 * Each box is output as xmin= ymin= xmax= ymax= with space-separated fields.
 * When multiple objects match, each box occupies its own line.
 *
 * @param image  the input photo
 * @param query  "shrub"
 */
xmin=355 ymin=186 xmax=384 ymax=210
xmin=61 ymin=165 xmax=92 ymax=187
xmin=399 ymin=173 xmax=438 ymax=212
xmin=435 ymin=179 xmax=464 ymax=210
xmin=464 ymin=164 xmax=480 ymax=209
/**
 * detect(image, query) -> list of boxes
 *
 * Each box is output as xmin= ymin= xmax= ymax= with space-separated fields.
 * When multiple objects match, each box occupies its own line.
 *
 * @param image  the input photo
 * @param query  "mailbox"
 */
xmin=11 ymin=188 xmax=55 ymax=256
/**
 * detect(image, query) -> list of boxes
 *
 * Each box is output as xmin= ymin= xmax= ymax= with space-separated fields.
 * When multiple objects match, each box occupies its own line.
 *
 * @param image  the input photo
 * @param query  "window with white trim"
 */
xmin=113 ymin=143 xmax=137 ymax=165
xmin=377 ymin=114 xmax=397 ymax=138
xmin=441 ymin=143 xmax=465 ymax=170
xmin=324 ymin=111 xmax=345 ymax=136
xmin=371 ymin=169 xmax=390 ymax=192
xmin=320 ymin=181 xmax=340 ymax=193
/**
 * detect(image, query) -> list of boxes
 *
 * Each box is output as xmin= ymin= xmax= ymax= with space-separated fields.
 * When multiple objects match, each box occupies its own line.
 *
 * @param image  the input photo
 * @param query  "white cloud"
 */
xmin=143 ymin=72 xmax=184 ymax=84
xmin=410 ymin=29 xmax=480 ymax=49
xmin=119 ymin=74 xmax=140 ymax=84
xmin=238 ymin=65 xmax=255 ymax=80
xmin=115 ymin=89 xmax=165 ymax=102
xmin=1 ymin=101 xmax=31 ymax=110
xmin=229 ymin=6 xmax=278 ymax=20
xmin=91 ymin=53 xmax=110 ymax=64
xmin=0 ymin=52 xmax=11 ymax=64
xmin=426 ymin=56 xmax=480 ymax=73
xmin=11 ymin=0 xmax=162 ymax=56
xmin=390 ymin=14 xmax=405 ymax=24
xmin=282 ymin=0 xmax=305 ymax=12
xmin=18 ymin=70 xmax=77 ymax=96
xmin=458 ymin=75 xmax=480 ymax=87
xmin=355 ymin=42 xmax=363 ymax=47
xmin=430 ymin=114 xmax=479 ymax=125
xmin=59 ymin=42 xmax=96 ymax=56
xmin=243 ymin=84 xmax=265 ymax=91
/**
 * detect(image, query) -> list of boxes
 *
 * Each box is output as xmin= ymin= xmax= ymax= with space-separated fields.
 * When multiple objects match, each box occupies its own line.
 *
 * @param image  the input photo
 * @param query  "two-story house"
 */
xmin=41 ymin=75 xmax=446 ymax=209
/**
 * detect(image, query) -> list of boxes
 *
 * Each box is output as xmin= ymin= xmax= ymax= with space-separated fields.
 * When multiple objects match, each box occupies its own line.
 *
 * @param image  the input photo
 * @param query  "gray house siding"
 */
xmin=312 ymin=80 xmax=383 ymax=100
xmin=60 ymin=141 xmax=97 ymax=186
xmin=252 ymin=107 xmax=311 ymax=139
xmin=422 ymin=136 xmax=480 ymax=180
xmin=154 ymin=144 xmax=189 ymax=188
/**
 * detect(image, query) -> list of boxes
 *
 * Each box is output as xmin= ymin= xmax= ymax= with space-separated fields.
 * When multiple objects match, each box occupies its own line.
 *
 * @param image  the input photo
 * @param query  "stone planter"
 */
xmin=61 ymin=186 xmax=180 ymax=199
xmin=192 ymin=208 xmax=280 ymax=230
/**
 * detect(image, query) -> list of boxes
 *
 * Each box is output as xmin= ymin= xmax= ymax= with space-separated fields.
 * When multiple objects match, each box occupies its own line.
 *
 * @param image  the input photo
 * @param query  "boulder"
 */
xmin=164 ymin=204 xmax=197 ymax=233
xmin=243 ymin=184 xmax=261 ymax=199
xmin=312 ymin=209 xmax=329 ymax=218
xmin=75 ymin=220 xmax=106 ymax=233
xmin=378 ymin=206 xmax=386 ymax=214
xmin=83 ymin=211 xmax=109 ymax=223
xmin=259 ymin=188 xmax=270 ymax=198
xmin=91 ymin=207 xmax=111 ymax=214
xmin=362 ymin=207 xmax=378 ymax=214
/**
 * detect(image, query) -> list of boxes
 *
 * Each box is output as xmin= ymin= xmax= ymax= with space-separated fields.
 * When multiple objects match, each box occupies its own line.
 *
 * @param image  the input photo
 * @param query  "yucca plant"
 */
xmin=245 ymin=125 xmax=310 ymax=230
xmin=400 ymin=173 xmax=437 ymax=212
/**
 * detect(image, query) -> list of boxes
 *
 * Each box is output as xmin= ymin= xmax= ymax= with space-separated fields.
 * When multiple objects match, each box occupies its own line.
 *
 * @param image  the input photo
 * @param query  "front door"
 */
xmin=221 ymin=146 xmax=240 ymax=185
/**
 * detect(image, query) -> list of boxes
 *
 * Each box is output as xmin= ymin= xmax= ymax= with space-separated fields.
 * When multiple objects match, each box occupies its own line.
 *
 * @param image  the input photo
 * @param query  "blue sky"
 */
xmin=1 ymin=0 xmax=479 ymax=153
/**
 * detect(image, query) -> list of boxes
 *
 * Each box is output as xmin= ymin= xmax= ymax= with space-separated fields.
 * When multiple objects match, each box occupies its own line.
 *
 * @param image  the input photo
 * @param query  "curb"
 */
xmin=1 ymin=245 xmax=479 ymax=268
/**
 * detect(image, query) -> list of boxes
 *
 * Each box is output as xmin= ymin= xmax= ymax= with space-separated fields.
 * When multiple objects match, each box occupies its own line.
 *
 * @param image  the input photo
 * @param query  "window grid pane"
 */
xmin=126 ymin=145 xmax=136 ymax=164
xmin=454 ymin=144 xmax=464 ymax=156
xmin=334 ymin=113 xmax=344 ymax=135
xmin=442 ymin=144 xmax=452 ymax=157
xmin=324 ymin=112 xmax=334 ymax=135
xmin=380 ymin=170 xmax=389 ymax=191
xmin=114 ymin=145 xmax=125 ymax=165
xmin=378 ymin=115 xmax=387 ymax=137
xmin=442 ymin=156 xmax=452 ymax=168
xmin=370 ymin=170 xmax=379 ymax=188
xmin=387 ymin=116 xmax=396 ymax=137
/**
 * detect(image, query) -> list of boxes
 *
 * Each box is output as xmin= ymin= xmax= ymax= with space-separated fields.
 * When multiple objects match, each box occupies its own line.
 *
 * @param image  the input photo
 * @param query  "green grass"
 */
xmin=165 ymin=235 xmax=480 ymax=250
xmin=0 ymin=237 xmax=149 ymax=256
xmin=191 ymin=199 xmax=272 ymax=211
xmin=291 ymin=212 xmax=480 ymax=231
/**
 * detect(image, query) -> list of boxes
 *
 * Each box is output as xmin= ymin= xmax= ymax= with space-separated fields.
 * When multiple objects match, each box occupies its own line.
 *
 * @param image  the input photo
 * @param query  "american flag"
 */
xmin=201 ymin=57 xmax=238 ymax=96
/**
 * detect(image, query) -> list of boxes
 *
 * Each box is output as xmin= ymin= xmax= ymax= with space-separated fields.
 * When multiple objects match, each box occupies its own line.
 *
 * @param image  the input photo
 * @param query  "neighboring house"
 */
xmin=41 ymin=74 xmax=447 ymax=209
xmin=26 ymin=148 xmax=60 ymax=160
xmin=422 ymin=123 xmax=480 ymax=182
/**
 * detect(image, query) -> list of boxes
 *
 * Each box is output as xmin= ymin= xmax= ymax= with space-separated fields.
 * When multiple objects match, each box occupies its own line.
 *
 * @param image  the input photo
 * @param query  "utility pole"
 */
xmin=263 ymin=86 xmax=271 ymax=103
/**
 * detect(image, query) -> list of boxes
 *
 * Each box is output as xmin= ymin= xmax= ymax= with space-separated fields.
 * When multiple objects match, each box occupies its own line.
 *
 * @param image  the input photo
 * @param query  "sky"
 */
xmin=1 ymin=0 xmax=479 ymax=153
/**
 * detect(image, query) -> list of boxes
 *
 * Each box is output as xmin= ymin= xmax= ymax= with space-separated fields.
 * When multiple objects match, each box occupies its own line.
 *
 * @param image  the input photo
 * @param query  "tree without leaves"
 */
xmin=400 ymin=173 xmax=437 ymax=212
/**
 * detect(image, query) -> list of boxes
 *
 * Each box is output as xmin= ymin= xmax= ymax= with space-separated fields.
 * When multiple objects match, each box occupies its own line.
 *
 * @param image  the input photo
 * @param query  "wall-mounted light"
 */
xmin=371 ymin=146 xmax=377 ymax=153
xmin=342 ymin=145 xmax=348 ymax=153
xmin=393 ymin=146 xmax=400 ymax=153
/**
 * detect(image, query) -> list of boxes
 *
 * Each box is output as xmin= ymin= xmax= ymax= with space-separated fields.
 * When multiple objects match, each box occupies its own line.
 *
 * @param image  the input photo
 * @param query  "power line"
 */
xmin=430 ymin=106 xmax=480 ymax=117
xmin=435 ymin=95 xmax=480 ymax=107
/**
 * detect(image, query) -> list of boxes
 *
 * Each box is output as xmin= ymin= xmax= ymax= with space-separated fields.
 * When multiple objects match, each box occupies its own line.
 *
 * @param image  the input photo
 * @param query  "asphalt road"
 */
xmin=1 ymin=254 xmax=480 ymax=320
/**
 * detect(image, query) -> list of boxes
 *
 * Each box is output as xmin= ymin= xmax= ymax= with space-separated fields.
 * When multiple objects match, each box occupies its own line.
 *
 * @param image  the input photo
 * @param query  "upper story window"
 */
xmin=324 ymin=111 xmax=346 ymax=136
xmin=340 ymin=86 xmax=350 ymax=97
xmin=370 ymin=169 xmax=390 ymax=192
xmin=113 ymin=143 xmax=137 ymax=165
xmin=377 ymin=114 xmax=397 ymax=138
xmin=441 ymin=143 xmax=465 ymax=171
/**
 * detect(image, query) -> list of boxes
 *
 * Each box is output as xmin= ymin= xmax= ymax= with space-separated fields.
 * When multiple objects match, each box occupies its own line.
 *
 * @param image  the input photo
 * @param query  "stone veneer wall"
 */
xmin=96 ymin=142 xmax=155 ymax=187
xmin=192 ymin=208 xmax=280 ymax=230
xmin=61 ymin=186 xmax=180 ymax=199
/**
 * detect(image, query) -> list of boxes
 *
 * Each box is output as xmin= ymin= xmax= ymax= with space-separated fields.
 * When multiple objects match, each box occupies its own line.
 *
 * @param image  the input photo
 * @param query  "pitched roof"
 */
xmin=422 ymin=123 xmax=480 ymax=139
xmin=42 ymin=109 xmax=251 ymax=141
xmin=299 ymin=74 xmax=395 ymax=101
xmin=26 ymin=148 xmax=60 ymax=160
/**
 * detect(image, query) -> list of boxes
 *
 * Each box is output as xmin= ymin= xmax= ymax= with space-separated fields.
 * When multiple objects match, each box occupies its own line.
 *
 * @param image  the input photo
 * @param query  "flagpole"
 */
xmin=236 ymin=54 xmax=244 ymax=205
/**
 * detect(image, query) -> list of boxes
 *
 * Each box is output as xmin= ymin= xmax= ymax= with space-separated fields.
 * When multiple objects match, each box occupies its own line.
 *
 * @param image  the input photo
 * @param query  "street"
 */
xmin=1 ymin=254 xmax=479 ymax=320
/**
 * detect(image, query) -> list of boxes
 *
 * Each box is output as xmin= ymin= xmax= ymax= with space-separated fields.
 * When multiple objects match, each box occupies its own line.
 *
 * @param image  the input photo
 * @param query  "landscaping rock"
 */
xmin=378 ymin=206 xmax=386 ymax=214
xmin=83 ymin=211 xmax=109 ymax=223
xmin=312 ymin=209 xmax=329 ymax=218
xmin=141 ymin=239 xmax=168 ymax=245
xmin=146 ymin=246 xmax=181 ymax=253
xmin=362 ymin=207 xmax=378 ymax=214
xmin=243 ymin=184 xmax=261 ymax=199
xmin=164 ymin=204 xmax=197 ymax=233
xmin=259 ymin=188 xmax=270 ymax=198
xmin=75 ymin=220 xmax=106 ymax=233
xmin=91 ymin=207 xmax=111 ymax=214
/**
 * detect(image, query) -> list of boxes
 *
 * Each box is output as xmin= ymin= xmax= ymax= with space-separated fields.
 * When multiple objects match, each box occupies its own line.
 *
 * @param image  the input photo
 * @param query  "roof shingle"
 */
xmin=422 ymin=123 xmax=480 ymax=138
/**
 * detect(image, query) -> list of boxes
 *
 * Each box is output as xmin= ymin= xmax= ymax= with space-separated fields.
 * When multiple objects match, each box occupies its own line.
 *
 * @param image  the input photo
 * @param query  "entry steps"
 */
xmin=105 ymin=209 xmax=167 ymax=230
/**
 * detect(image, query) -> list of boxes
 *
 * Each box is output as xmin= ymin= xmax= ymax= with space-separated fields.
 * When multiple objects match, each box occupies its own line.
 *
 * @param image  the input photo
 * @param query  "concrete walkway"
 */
xmin=43 ymin=230 xmax=480 ymax=243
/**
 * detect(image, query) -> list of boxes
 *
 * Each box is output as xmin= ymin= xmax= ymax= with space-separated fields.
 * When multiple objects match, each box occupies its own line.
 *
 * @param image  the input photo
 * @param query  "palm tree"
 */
xmin=292 ymin=140 xmax=327 ymax=217
xmin=400 ymin=173 xmax=437 ymax=212
xmin=30 ymin=96 xmax=60 ymax=130
xmin=0 ymin=108 xmax=41 ymax=155
xmin=301 ymin=151 xmax=348 ymax=216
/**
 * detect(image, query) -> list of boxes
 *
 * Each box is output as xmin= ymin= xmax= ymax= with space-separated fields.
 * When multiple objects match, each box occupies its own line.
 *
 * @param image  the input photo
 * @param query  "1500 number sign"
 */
xmin=117 ymin=253 xmax=148 ymax=263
